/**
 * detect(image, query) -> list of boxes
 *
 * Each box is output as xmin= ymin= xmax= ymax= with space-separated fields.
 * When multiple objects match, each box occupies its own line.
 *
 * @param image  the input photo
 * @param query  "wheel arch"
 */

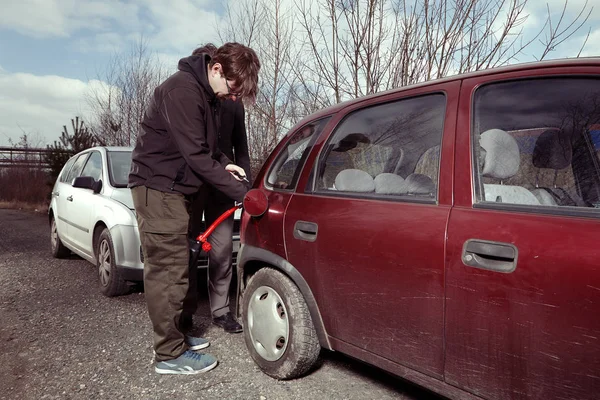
xmin=92 ymin=221 xmax=108 ymax=259
xmin=238 ymin=245 xmax=332 ymax=350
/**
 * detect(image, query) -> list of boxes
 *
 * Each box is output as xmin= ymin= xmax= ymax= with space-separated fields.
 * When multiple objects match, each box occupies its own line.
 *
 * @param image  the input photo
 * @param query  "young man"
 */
xmin=128 ymin=43 xmax=260 ymax=374
xmin=184 ymin=45 xmax=251 ymax=334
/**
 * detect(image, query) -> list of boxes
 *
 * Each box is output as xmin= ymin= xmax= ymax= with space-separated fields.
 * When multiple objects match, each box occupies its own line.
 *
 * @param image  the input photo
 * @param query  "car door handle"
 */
xmin=293 ymin=221 xmax=318 ymax=242
xmin=462 ymin=239 xmax=518 ymax=273
xmin=66 ymin=195 xmax=73 ymax=202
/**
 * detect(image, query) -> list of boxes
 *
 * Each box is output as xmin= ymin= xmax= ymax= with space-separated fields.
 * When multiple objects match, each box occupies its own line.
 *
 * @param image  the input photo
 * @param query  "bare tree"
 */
xmin=297 ymin=0 xmax=592 ymax=100
xmin=86 ymin=38 xmax=168 ymax=147
xmin=8 ymin=127 xmax=45 ymax=149
xmin=219 ymin=0 xmax=302 ymax=176
xmin=217 ymin=0 xmax=592 ymax=173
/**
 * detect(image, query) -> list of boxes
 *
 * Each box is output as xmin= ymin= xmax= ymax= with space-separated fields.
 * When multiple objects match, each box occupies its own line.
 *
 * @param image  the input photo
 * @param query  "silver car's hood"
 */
xmin=110 ymin=188 xmax=134 ymax=210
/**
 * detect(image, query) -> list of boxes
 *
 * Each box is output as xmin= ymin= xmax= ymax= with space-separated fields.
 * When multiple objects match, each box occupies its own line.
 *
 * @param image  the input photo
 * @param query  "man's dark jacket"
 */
xmin=128 ymin=54 xmax=247 ymax=202
xmin=219 ymin=99 xmax=251 ymax=179
xmin=211 ymin=99 xmax=251 ymax=204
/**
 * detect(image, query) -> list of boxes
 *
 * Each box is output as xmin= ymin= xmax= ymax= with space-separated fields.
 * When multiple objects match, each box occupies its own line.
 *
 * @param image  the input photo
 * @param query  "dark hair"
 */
xmin=192 ymin=43 xmax=217 ymax=57
xmin=209 ymin=42 xmax=261 ymax=102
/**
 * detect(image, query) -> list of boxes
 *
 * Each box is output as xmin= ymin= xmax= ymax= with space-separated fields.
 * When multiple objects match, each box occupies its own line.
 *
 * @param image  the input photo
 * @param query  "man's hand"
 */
xmin=225 ymin=164 xmax=248 ymax=182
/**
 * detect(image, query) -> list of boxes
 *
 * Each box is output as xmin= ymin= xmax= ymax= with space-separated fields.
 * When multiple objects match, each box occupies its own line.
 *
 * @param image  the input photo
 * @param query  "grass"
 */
xmin=0 ymin=168 xmax=52 ymax=213
xmin=0 ymin=200 xmax=49 ymax=213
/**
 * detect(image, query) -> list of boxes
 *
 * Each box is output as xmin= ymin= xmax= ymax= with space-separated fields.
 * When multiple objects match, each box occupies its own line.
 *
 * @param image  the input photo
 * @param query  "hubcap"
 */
xmin=50 ymin=220 xmax=58 ymax=250
xmin=247 ymin=285 xmax=289 ymax=361
xmin=98 ymin=239 xmax=111 ymax=287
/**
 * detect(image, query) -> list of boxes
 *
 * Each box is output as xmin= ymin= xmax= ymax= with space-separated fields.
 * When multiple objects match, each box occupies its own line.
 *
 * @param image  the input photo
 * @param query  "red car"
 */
xmin=237 ymin=58 xmax=600 ymax=400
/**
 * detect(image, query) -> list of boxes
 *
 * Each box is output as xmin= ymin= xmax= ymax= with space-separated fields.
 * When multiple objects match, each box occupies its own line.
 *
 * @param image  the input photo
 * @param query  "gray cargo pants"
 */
xmin=186 ymin=194 xmax=234 ymax=319
xmin=131 ymin=185 xmax=192 ymax=361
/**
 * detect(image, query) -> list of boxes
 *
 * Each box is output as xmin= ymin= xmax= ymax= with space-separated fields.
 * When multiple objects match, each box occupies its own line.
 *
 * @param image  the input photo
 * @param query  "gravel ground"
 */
xmin=0 ymin=209 xmax=441 ymax=400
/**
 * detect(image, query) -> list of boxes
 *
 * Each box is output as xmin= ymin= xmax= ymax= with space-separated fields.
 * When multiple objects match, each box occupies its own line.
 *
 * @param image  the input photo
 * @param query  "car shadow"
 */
xmin=127 ymin=273 xmax=444 ymax=399
xmin=315 ymin=350 xmax=445 ymax=399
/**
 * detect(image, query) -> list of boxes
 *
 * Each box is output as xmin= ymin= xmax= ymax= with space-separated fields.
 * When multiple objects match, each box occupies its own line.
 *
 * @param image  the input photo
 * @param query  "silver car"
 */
xmin=48 ymin=146 xmax=240 ymax=296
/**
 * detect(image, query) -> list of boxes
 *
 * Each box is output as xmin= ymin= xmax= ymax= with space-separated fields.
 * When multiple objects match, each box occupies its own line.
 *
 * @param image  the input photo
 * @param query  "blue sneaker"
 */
xmin=185 ymin=336 xmax=209 ymax=351
xmin=155 ymin=350 xmax=218 ymax=375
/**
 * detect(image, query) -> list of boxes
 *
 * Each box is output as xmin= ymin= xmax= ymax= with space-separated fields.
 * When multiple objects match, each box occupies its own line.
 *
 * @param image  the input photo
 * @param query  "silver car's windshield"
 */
xmin=107 ymin=151 xmax=132 ymax=188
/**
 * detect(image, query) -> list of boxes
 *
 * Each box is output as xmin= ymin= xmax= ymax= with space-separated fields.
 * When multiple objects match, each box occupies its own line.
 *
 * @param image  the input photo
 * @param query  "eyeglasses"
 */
xmin=223 ymin=75 xmax=242 ymax=98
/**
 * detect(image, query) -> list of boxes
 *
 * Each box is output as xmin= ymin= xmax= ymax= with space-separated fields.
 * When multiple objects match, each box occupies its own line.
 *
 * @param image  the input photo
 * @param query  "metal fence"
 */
xmin=0 ymin=147 xmax=67 ymax=170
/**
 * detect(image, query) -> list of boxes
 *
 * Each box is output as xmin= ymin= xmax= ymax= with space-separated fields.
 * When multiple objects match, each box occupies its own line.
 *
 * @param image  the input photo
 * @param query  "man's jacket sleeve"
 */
xmin=160 ymin=87 xmax=247 ymax=202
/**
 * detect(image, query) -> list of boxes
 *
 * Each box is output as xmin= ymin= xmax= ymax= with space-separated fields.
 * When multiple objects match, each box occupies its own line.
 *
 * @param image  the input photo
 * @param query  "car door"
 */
xmin=53 ymin=156 xmax=77 ymax=239
xmin=67 ymin=150 xmax=103 ymax=254
xmin=445 ymin=67 xmax=600 ymax=399
xmin=57 ymin=153 xmax=89 ymax=246
xmin=245 ymin=118 xmax=332 ymax=261
xmin=283 ymin=81 xmax=460 ymax=379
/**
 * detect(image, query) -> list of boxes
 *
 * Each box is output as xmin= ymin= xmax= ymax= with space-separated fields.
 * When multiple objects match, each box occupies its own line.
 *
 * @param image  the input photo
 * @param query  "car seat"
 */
xmin=413 ymin=145 xmax=440 ymax=187
xmin=400 ymin=144 xmax=441 ymax=197
xmin=374 ymin=146 xmax=408 ymax=195
xmin=322 ymin=134 xmax=370 ymax=189
xmin=334 ymin=169 xmax=375 ymax=192
xmin=374 ymin=173 xmax=407 ymax=194
xmin=530 ymin=129 xmax=585 ymax=206
xmin=480 ymin=128 xmax=540 ymax=205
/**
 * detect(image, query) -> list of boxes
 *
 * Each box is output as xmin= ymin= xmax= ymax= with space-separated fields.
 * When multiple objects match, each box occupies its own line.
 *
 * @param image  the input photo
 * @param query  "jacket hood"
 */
xmin=178 ymin=54 xmax=217 ymax=103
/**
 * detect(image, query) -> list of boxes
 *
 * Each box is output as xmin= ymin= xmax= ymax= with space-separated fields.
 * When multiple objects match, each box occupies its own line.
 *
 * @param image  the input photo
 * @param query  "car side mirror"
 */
xmin=243 ymin=189 xmax=268 ymax=217
xmin=73 ymin=176 xmax=102 ymax=194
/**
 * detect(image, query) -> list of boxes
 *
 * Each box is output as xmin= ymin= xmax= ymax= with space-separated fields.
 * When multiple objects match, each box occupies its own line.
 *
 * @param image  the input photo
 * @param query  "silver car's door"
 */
xmin=57 ymin=153 xmax=88 ymax=245
xmin=53 ymin=156 xmax=76 ymax=239
xmin=67 ymin=151 xmax=103 ymax=254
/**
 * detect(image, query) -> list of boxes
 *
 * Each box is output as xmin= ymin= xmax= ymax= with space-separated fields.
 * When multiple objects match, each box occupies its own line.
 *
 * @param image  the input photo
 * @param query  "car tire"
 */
xmin=50 ymin=216 xmax=70 ymax=258
xmin=242 ymin=267 xmax=320 ymax=380
xmin=97 ymin=228 xmax=128 ymax=297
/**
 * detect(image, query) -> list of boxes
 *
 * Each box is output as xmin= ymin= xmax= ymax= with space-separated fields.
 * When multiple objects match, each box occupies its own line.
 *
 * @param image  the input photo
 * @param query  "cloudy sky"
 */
xmin=0 ymin=0 xmax=599 ymax=147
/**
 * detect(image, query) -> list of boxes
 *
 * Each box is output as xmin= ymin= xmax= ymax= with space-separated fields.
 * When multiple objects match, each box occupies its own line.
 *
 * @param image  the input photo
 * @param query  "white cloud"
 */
xmin=579 ymin=28 xmax=600 ymax=57
xmin=156 ymin=52 xmax=183 ymax=73
xmin=72 ymin=32 xmax=128 ymax=54
xmin=538 ymin=0 xmax=599 ymax=18
xmin=0 ymin=0 xmax=67 ymax=37
xmin=0 ymin=70 xmax=107 ymax=146
xmin=135 ymin=1 xmax=222 ymax=54
xmin=0 ymin=0 xmax=140 ymax=38
xmin=489 ymin=1 xmax=600 ymax=62
xmin=0 ymin=0 xmax=221 ymax=55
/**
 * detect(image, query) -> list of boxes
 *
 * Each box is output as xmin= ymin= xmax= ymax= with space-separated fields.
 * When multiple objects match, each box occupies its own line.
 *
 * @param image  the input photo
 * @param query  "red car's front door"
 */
xmin=284 ymin=82 xmax=460 ymax=379
xmin=445 ymin=68 xmax=600 ymax=399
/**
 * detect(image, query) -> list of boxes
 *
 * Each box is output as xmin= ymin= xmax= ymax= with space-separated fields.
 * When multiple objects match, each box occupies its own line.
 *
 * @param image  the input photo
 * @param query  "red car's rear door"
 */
xmin=445 ymin=66 xmax=600 ymax=399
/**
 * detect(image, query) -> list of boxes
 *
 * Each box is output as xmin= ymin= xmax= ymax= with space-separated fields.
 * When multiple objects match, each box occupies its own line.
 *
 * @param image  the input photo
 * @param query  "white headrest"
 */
xmin=374 ymin=173 xmax=407 ymax=194
xmin=480 ymin=129 xmax=520 ymax=179
xmin=334 ymin=169 xmax=375 ymax=192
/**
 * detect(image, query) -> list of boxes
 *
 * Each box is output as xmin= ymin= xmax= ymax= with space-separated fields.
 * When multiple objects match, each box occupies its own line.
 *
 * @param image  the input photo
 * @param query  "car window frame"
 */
xmin=469 ymin=74 xmax=600 ymax=219
xmin=59 ymin=156 xmax=77 ymax=183
xmin=308 ymin=91 xmax=447 ymax=205
xmin=264 ymin=117 xmax=332 ymax=192
xmin=80 ymin=150 xmax=103 ymax=182
xmin=64 ymin=152 xmax=91 ymax=185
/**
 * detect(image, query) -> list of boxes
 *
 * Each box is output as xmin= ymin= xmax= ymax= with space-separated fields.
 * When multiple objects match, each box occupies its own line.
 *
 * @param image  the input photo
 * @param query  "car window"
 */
xmin=472 ymin=77 xmax=600 ymax=210
xmin=107 ymin=151 xmax=132 ymax=188
xmin=59 ymin=156 xmax=77 ymax=183
xmin=64 ymin=153 xmax=89 ymax=185
xmin=80 ymin=151 xmax=103 ymax=181
xmin=266 ymin=118 xmax=330 ymax=190
xmin=315 ymin=93 xmax=445 ymax=200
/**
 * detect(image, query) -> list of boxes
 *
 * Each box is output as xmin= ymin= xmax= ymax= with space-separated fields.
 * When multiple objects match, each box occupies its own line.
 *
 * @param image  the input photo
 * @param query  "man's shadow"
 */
xmin=186 ymin=264 xmax=239 ymax=336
